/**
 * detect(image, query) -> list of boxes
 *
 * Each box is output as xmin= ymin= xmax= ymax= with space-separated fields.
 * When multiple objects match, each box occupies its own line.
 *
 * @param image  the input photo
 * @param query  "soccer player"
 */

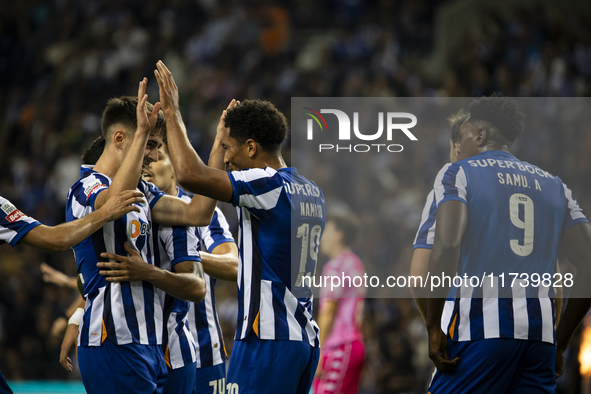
xmin=155 ymin=61 xmax=324 ymax=393
xmin=0 ymin=191 xmax=142 ymax=394
xmin=66 ymin=80 xmax=218 ymax=393
xmin=313 ymin=212 xmax=365 ymax=394
xmin=410 ymin=109 xmax=466 ymax=327
xmin=426 ymin=96 xmax=590 ymax=393
xmin=142 ymin=142 xmax=238 ymax=393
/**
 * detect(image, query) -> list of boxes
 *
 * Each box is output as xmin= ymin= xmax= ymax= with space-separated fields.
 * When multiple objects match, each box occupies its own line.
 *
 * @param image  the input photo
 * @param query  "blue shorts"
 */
xmin=0 ymin=370 xmax=13 ymax=394
xmin=227 ymin=336 xmax=320 ymax=394
xmin=196 ymin=361 xmax=227 ymax=394
xmin=428 ymin=338 xmax=556 ymax=394
xmin=165 ymin=362 xmax=197 ymax=394
xmin=78 ymin=339 xmax=168 ymax=394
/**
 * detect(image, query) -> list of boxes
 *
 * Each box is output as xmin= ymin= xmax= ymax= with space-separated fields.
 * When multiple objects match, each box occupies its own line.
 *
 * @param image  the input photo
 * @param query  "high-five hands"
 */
xmin=154 ymin=61 xmax=180 ymax=113
xmin=136 ymin=77 xmax=161 ymax=135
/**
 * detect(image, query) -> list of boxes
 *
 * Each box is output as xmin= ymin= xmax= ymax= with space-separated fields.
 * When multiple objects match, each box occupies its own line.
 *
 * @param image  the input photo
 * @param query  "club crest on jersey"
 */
xmin=129 ymin=219 xmax=150 ymax=238
xmin=84 ymin=180 xmax=106 ymax=199
xmin=1 ymin=202 xmax=25 ymax=223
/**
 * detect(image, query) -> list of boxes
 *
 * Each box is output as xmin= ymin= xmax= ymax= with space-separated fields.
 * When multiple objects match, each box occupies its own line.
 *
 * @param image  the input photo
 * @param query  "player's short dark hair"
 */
xmin=468 ymin=94 xmax=524 ymax=144
xmin=101 ymin=96 xmax=166 ymax=141
xmin=447 ymin=109 xmax=468 ymax=144
xmin=328 ymin=211 xmax=360 ymax=247
xmin=224 ymin=100 xmax=288 ymax=153
xmin=82 ymin=136 xmax=106 ymax=165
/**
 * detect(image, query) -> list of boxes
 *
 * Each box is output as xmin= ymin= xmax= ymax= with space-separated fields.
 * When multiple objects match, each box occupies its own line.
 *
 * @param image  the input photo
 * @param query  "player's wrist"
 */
xmin=162 ymin=108 xmax=181 ymax=119
xmin=68 ymin=308 xmax=84 ymax=326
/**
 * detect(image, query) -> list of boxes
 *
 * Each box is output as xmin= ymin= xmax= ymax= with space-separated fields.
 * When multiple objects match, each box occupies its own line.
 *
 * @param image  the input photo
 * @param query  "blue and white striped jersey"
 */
xmin=0 ymin=196 xmax=41 ymax=247
xmin=434 ymin=151 xmax=588 ymax=344
xmin=413 ymin=190 xmax=437 ymax=250
xmin=160 ymin=188 xmax=235 ymax=369
xmin=66 ymin=165 xmax=166 ymax=347
xmin=413 ymin=189 xmax=454 ymax=334
xmin=188 ymin=201 xmax=235 ymax=368
xmin=153 ymin=188 xmax=202 ymax=370
xmin=228 ymin=167 xmax=324 ymax=346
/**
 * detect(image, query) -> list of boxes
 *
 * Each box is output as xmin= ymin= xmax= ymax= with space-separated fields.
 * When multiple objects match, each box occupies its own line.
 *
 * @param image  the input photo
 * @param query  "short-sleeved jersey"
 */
xmin=153 ymin=187 xmax=202 ymax=370
xmin=228 ymin=167 xmax=324 ymax=346
xmin=188 ymin=202 xmax=235 ymax=368
xmin=0 ymin=196 xmax=41 ymax=247
xmin=413 ymin=190 xmax=437 ymax=250
xmin=320 ymin=251 xmax=365 ymax=349
xmin=66 ymin=165 xmax=166 ymax=347
xmin=434 ymin=151 xmax=588 ymax=344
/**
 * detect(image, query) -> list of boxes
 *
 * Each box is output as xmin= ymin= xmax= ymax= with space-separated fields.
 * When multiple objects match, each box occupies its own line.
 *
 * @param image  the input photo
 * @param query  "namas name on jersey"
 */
xmin=282 ymin=181 xmax=323 ymax=218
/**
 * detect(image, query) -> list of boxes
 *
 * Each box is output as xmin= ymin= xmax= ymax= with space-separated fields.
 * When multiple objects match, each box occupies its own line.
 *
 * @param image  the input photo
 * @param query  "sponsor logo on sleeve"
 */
xmin=1 ymin=202 xmax=26 ymax=223
xmin=84 ymin=179 xmax=107 ymax=199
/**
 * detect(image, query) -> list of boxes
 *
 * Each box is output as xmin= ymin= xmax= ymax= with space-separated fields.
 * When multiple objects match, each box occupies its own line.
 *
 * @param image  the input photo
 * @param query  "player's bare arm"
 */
xmin=555 ymin=222 xmax=591 ymax=378
xmin=94 ymin=78 xmax=161 ymax=211
xmin=314 ymin=299 xmax=339 ymax=378
xmin=60 ymin=298 xmax=85 ymax=372
xmin=150 ymin=194 xmax=214 ymax=228
xmin=98 ymin=242 xmax=206 ymax=303
xmin=410 ymin=248 xmax=431 ymax=322
xmin=426 ymin=200 xmax=466 ymax=373
xmin=41 ymin=262 xmax=78 ymax=289
xmin=20 ymin=190 xmax=144 ymax=253
xmin=199 ymin=242 xmax=239 ymax=282
xmin=155 ymin=60 xmax=234 ymax=202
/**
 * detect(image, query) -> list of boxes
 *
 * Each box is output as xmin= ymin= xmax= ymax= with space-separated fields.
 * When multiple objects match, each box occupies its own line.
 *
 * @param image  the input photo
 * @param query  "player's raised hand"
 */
xmin=98 ymin=242 xmax=155 ymax=282
xmin=154 ymin=60 xmax=179 ymax=113
xmin=216 ymin=99 xmax=240 ymax=137
xmin=99 ymin=190 xmax=145 ymax=222
xmin=428 ymin=326 xmax=459 ymax=373
xmin=136 ymin=77 xmax=161 ymax=135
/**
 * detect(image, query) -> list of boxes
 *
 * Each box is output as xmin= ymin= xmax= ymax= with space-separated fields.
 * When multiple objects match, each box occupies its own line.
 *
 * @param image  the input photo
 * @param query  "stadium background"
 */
xmin=1 ymin=0 xmax=591 ymax=393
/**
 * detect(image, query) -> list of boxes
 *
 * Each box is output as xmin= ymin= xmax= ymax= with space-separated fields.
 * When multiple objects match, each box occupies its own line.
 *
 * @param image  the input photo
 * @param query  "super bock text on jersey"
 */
xmin=433 ymin=151 xmax=588 ymax=344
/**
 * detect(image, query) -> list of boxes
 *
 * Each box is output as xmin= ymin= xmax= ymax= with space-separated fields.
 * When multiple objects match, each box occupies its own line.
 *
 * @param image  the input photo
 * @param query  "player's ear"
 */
xmin=246 ymin=139 xmax=257 ymax=158
xmin=476 ymin=127 xmax=487 ymax=147
xmin=113 ymin=129 xmax=126 ymax=150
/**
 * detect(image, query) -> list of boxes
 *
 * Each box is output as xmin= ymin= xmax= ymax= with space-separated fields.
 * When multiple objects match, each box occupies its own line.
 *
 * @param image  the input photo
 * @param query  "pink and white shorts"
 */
xmin=313 ymin=340 xmax=365 ymax=394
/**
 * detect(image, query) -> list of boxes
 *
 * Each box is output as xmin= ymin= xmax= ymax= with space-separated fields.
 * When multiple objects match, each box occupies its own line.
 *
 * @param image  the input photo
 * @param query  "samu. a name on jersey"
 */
xmin=497 ymin=172 xmax=543 ymax=191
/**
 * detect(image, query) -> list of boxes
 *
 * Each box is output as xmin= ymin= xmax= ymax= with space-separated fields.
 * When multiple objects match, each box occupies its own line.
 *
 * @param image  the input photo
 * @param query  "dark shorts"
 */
xmin=78 ymin=339 xmax=168 ymax=394
xmin=227 ymin=336 xmax=320 ymax=394
xmin=429 ymin=338 xmax=556 ymax=394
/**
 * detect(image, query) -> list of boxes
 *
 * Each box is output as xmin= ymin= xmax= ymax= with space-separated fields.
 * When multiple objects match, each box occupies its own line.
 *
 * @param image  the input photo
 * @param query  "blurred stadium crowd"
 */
xmin=1 ymin=1 xmax=591 ymax=393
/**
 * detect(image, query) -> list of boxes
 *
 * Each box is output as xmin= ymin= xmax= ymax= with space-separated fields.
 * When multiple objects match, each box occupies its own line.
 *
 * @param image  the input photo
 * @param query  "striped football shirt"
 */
xmin=0 ymin=196 xmax=41 ymax=247
xmin=152 ymin=187 xmax=202 ymax=369
xmin=433 ymin=151 xmax=588 ymax=344
xmin=160 ymin=187 xmax=235 ymax=369
xmin=66 ymin=165 xmax=165 ymax=347
xmin=228 ymin=167 xmax=324 ymax=347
